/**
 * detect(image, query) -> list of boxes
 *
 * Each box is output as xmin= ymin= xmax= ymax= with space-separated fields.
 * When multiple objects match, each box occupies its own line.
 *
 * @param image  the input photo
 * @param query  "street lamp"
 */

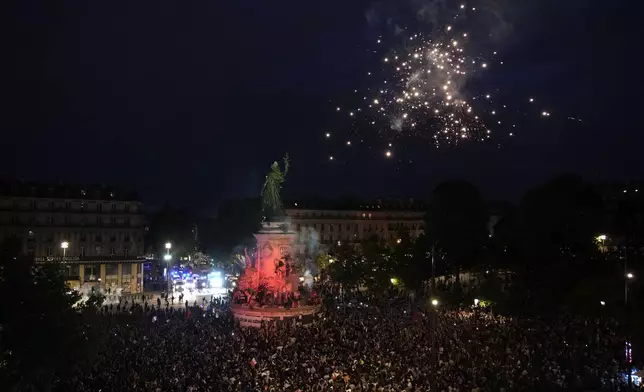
xmin=624 ymin=271 xmax=635 ymax=387
xmin=61 ymin=241 xmax=69 ymax=258
xmin=163 ymin=251 xmax=172 ymax=293
xmin=165 ymin=242 xmax=172 ymax=253
xmin=595 ymin=234 xmax=608 ymax=252
xmin=626 ymin=272 xmax=634 ymax=304
xmin=431 ymin=299 xmax=439 ymax=307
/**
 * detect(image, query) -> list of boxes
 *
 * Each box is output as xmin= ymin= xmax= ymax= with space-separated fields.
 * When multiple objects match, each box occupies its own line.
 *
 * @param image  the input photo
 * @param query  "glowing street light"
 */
xmin=162 ymin=252 xmax=172 ymax=292
xmin=164 ymin=242 xmax=172 ymax=264
xmin=600 ymin=301 xmax=606 ymax=306
xmin=474 ymin=298 xmax=480 ymax=306
xmin=431 ymin=299 xmax=439 ymax=307
xmin=625 ymin=272 xmax=635 ymax=304
xmin=595 ymin=234 xmax=608 ymax=253
xmin=61 ymin=241 xmax=69 ymax=258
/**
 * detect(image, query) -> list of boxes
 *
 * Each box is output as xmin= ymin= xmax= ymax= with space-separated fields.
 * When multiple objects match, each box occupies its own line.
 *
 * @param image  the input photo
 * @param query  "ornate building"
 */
xmin=284 ymin=198 xmax=426 ymax=248
xmin=0 ymin=181 xmax=146 ymax=293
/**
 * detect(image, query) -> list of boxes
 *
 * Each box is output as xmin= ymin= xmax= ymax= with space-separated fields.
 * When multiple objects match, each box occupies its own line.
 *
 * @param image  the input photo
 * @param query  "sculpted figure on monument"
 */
xmin=261 ymin=153 xmax=289 ymax=219
xmin=237 ymin=266 xmax=257 ymax=292
xmin=235 ymin=154 xmax=303 ymax=303
xmin=262 ymin=243 xmax=274 ymax=260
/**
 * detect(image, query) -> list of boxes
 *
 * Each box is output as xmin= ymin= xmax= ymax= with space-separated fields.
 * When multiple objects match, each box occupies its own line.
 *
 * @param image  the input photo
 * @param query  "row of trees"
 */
xmin=143 ymin=175 xmax=643 ymax=316
xmin=0 ymin=240 xmax=108 ymax=391
xmin=317 ymin=176 xmax=643 ymax=316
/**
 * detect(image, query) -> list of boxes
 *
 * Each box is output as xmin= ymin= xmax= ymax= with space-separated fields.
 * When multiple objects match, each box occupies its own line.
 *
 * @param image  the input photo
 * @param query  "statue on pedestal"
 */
xmin=261 ymin=154 xmax=289 ymax=220
xmin=230 ymin=155 xmax=321 ymax=325
xmin=235 ymin=154 xmax=300 ymax=306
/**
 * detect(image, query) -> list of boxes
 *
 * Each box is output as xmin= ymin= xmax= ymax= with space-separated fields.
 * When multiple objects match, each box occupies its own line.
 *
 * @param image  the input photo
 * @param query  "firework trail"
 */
xmin=327 ymin=1 xmax=558 ymax=160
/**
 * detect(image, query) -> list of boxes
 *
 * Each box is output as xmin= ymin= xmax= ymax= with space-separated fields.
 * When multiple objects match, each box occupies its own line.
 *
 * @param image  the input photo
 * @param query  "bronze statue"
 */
xmin=261 ymin=154 xmax=289 ymax=218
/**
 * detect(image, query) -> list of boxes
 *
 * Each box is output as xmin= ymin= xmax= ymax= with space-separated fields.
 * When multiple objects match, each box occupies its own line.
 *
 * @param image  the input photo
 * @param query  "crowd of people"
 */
xmin=50 ymin=292 xmax=638 ymax=392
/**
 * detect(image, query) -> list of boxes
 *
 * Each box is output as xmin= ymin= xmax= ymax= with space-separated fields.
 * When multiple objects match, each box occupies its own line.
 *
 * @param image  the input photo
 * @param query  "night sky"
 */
xmin=2 ymin=0 xmax=640 ymax=211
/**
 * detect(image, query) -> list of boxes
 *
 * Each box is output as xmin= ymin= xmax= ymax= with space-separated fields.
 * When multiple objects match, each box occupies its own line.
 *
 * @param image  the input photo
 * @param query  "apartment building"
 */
xmin=284 ymin=198 xmax=425 ymax=247
xmin=0 ymin=180 xmax=146 ymax=293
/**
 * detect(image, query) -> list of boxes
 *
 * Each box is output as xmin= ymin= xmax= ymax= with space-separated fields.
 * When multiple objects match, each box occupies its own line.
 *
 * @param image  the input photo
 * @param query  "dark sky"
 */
xmin=2 ymin=0 xmax=640 ymax=211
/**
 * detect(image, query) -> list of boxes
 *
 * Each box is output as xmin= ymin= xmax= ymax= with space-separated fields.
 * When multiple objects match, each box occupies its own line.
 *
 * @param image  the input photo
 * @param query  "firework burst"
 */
xmin=328 ymin=2 xmax=562 ymax=160
xmin=376 ymin=30 xmax=491 ymax=145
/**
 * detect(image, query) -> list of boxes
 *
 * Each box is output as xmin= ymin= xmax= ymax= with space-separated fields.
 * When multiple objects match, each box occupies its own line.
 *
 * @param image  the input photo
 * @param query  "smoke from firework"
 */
xmin=327 ymin=1 xmax=556 ymax=160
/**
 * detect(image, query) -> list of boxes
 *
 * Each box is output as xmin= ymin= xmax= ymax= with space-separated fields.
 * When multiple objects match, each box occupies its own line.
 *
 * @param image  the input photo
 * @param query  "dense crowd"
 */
xmin=54 ymin=295 xmax=635 ymax=392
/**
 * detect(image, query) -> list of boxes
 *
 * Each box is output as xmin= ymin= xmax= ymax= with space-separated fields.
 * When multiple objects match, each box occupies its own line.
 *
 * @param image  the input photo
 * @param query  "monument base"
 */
xmin=231 ymin=304 xmax=320 ymax=328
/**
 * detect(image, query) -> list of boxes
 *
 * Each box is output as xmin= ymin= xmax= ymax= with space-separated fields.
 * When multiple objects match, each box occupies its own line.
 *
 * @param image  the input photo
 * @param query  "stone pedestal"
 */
xmin=253 ymin=220 xmax=297 ymax=292
xmin=231 ymin=304 xmax=320 ymax=328
xmin=233 ymin=218 xmax=319 ymax=326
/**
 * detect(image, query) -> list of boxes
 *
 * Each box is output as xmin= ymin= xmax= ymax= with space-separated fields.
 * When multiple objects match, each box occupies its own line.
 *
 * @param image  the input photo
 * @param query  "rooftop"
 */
xmin=283 ymin=198 xmax=427 ymax=211
xmin=0 ymin=180 xmax=141 ymax=202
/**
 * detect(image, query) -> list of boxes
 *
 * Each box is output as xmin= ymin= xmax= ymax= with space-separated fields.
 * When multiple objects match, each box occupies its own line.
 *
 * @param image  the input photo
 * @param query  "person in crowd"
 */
xmin=52 ymin=292 xmax=634 ymax=392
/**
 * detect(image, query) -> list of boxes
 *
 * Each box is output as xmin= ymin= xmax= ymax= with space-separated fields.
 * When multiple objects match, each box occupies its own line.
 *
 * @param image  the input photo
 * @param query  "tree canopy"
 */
xmin=425 ymin=180 xmax=489 ymax=276
xmin=0 ymin=240 xmax=86 ymax=391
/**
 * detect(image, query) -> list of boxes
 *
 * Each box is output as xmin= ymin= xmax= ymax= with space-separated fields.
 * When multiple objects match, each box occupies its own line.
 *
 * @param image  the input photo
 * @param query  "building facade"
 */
xmin=0 ymin=181 xmax=146 ymax=293
xmin=284 ymin=198 xmax=426 ymax=248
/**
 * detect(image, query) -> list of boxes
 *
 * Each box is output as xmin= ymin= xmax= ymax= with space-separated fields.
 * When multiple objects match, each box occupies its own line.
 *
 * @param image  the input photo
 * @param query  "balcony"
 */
xmin=27 ymin=222 xmax=145 ymax=229
xmin=34 ymin=255 xmax=147 ymax=264
xmin=0 ymin=205 xmax=142 ymax=215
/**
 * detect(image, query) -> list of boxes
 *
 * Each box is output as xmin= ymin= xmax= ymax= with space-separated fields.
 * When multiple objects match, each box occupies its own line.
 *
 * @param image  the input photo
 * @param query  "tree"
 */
xmin=487 ymin=202 xmax=521 ymax=270
xmin=392 ymin=231 xmax=428 ymax=292
xmin=517 ymin=175 xmax=606 ymax=312
xmin=520 ymin=175 xmax=605 ymax=265
xmin=83 ymin=290 xmax=106 ymax=312
xmin=316 ymin=252 xmax=333 ymax=272
xmin=210 ymin=198 xmax=262 ymax=261
xmin=0 ymin=240 xmax=85 ymax=391
xmin=146 ymin=205 xmax=198 ymax=258
xmin=425 ymin=181 xmax=489 ymax=278
xmin=190 ymin=251 xmax=211 ymax=266
xmin=360 ymin=236 xmax=395 ymax=294
xmin=328 ymin=244 xmax=366 ymax=290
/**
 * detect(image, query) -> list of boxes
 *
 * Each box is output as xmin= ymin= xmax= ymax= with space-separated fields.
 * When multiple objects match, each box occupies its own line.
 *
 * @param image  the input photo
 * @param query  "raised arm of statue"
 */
xmin=283 ymin=153 xmax=290 ymax=177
